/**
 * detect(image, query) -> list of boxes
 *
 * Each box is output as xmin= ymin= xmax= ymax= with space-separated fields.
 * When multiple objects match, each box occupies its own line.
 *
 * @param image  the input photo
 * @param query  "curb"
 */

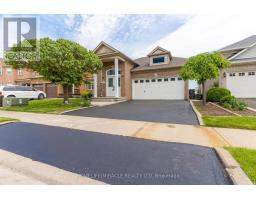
xmin=59 ymin=105 xmax=94 ymax=115
xmin=209 ymin=102 xmax=241 ymax=116
xmin=214 ymin=147 xmax=253 ymax=185
xmin=248 ymin=107 xmax=256 ymax=112
xmin=0 ymin=149 xmax=106 ymax=185
xmin=189 ymin=100 xmax=204 ymax=125
xmin=0 ymin=121 xmax=17 ymax=126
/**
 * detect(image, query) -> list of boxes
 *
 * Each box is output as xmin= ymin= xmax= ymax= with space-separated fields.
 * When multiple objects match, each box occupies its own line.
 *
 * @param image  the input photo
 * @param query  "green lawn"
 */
xmin=0 ymin=117 xmax=18 ymax=123
xmin=1 ymin=98 xmax=87 ymax=114
xmin=225 ymin=147 xmax=256 ymax=184
xmin=203 ymin=116 xmax=256 ymax=130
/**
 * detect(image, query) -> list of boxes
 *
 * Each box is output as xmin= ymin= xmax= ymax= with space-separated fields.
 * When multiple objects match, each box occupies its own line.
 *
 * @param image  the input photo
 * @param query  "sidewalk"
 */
xmin=0 ymin=149 xmax=105 ymax=185
xmin=0 ymin=110 xmax=229 ymax=148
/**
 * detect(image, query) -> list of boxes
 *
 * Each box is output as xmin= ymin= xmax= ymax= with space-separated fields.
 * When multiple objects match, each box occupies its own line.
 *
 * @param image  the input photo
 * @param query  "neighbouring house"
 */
xmin=0 ymin=58 xmax=93 ymax=98
xmin=205 ymin=35 xmax=256 ymax=98
xmin=93 ymin=41 xmax=188 ymax=100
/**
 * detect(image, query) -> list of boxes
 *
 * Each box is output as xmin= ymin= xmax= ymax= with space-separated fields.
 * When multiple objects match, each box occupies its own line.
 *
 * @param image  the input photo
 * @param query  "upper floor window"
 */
xmin=152 ymin=56 xmax=165 ymax=64
xmin=6 ymin=68 xmax=12 ymax=75
xmin=87 ymin=81 xmax=94 ymax=90
xmin=34 ymin=71 xmax=40 ymax=77
xmin=106 ymin=69 xmax=121 ymax=76
xmin=0 ymin=67 xmax=2 ymax=76
xmin=18 ymin=68 xmax=23 ymax=76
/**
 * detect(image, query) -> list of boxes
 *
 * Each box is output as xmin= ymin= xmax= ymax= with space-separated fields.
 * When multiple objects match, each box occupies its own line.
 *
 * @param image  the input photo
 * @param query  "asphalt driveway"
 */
xmin=0 ymin=122 xmax=230 ymax=185
xmin=241 ymin=98 xmax=256 ymax=109
xmin=64 ymin=100 xmax=199 ymax=125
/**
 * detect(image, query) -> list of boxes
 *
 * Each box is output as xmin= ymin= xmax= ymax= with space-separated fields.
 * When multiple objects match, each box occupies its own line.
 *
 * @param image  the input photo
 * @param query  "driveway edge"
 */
xmin=214 ymin=147 xmax=253 ymax=185
xmin=189 ymin=100 xmax=204 ymax=125
xmin=0 ymin=149 xmax=106 ymax=185
xmin=0 ymin=121 xmax=17 ymax=126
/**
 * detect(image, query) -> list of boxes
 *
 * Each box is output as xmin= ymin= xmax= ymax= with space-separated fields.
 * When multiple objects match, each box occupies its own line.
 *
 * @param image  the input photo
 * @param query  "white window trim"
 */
xmin=150 ymin=55 xmax=169 ymax=66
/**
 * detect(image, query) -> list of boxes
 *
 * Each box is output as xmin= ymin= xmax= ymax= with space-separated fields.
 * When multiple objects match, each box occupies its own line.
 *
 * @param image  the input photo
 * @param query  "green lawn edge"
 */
xmin=0 ymin=98 xmax=88 ymax=114
xmin=225 ymin=147 xmax=256 ymax=184
xmin=203 ymin=116 xmax=256 ymax=130
xmin=0 ymin=117 xmax=18 ymax=123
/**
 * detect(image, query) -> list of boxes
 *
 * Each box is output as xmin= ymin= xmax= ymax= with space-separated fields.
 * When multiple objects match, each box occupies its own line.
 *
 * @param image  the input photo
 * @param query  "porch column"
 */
xmin=93 ymin=74 xmax=97 ymax=98
xmin=114 ymin=58 xmax=119 ymax=97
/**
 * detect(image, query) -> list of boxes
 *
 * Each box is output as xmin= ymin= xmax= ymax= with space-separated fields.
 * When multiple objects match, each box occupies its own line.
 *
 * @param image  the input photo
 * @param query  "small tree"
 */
xmin=5 ymin=38 xmax=102 ymax=104
xmin=180 ymin=52 xmax=230 ymax=105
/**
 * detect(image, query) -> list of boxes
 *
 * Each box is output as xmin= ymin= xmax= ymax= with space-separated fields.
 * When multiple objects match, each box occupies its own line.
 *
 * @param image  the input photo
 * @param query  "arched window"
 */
xmin=106 ymin=69 xmax=121 ymax=75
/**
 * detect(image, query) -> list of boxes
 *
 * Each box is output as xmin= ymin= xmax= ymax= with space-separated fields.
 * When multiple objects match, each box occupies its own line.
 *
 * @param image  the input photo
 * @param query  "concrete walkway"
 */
xmin=0 ymin=149 xmax=105 ymax=185
xmin=0 ymin=110 xmax=229 ymax=148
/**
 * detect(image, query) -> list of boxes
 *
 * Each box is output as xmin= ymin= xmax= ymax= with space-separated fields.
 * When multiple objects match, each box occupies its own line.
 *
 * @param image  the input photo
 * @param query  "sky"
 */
xmin=1 ymin=14 xmax=256 ymax=88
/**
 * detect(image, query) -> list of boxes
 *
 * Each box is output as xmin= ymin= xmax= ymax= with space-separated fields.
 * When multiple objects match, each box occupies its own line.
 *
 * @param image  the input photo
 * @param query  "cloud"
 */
xmin=138 ymin=14 xmax=256 ymax=58
xmin=64 ymin=14 xmax=75 ymax=28
xmin=74 ymin=15 xmax=124 ymax=49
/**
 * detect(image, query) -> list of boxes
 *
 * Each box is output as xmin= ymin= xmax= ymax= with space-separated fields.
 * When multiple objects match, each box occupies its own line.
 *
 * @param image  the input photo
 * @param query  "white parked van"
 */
xmin=0 ymin=85 xmax=46 ymax=100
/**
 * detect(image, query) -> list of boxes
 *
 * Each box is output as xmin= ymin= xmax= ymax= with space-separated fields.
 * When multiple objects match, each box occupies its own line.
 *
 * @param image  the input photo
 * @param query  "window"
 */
xmin=134 ymin=80 xmax=138 ymax=83
xmin=6 ymin=68 xmax=12 ymax=75
xmin=87 ymin=81 xmax=94 ymax=90
xmin=178 ymin=77 xmax=182 ymax=81
xmin=249 ymin=72 xmax=255 ymax=76
xmin=145 ymin=80 xmax=150 ymax=83
xmin=229 ymin=73 xmax=236 ymax=77
xmin=157 ymin=78 xmax=162 ymax=82
xmin=239 ymin=72 xmax=245 ymax=76
xmin=164 ymin=78 xmax=168 ymax=82
xmin=18 ymin=68 xmax=23 ymax=76
xmin=0 ymin=67 xmax=2 ymax=75
xmin=152 ymin=56 xmax=165 ymax=64
xmin=140 ymin=80 xmax=144 ymax=83
xmin=170 ymin=77 xmax=175 ymax=81
xmin=151 ymin=79 xmax=156 ymax=82
xmin=108 ymin=78 xmax=113 ymax=87
xmin=34 ymin=71 xmax=40 ymax=77
xmin=107 ymin=69 xmax=121 ymax=75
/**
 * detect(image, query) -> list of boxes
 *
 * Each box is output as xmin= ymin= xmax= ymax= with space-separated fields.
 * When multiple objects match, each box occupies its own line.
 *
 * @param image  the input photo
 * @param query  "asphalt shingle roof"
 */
xmin=132 ymin=56 xmax=186 ymax=72
xmin=219 ymin=35 xmax=256 ymax=51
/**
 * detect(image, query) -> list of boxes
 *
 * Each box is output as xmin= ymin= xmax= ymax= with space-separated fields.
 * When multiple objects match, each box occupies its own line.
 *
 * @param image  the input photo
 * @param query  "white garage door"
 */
xmin=226 ymin=71 xmax=256 ymax=98
xmin=132 ymin=77 xmax=184 ymax=100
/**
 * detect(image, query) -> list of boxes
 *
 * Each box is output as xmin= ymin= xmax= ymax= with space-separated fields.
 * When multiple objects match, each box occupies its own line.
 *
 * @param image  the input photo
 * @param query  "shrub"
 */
xmin=80 ymin=91 xmax=93 ymax=107
xmin=220 ymin=95 xmax=247 ymax=111
xmin=81 ymin=91 xmax=93 ymax=100
xmin=206 ymin=87 xmax=231 ymax=102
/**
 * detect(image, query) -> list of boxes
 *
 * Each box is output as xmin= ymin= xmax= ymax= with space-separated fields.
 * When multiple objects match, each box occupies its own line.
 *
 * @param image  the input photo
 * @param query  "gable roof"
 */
xmin=132 ymin=56 xmax=186 ymax=72
xmin=147 ymin=46 xmax=172 ymax=57
xmin=93 ymin=41 xmax=137 ymax=65
xmin=219 ymin=35 xmax=256 ymax=52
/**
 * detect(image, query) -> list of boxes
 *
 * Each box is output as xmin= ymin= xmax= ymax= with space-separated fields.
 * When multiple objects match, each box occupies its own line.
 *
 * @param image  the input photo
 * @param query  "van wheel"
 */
xmin=7 ymin=95 xmax=15 ymax=98
xmin=38 ymin=93 xmax=45 ymax=100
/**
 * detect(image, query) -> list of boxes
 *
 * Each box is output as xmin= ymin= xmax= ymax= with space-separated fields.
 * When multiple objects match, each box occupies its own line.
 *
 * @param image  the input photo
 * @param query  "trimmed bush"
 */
xmin=80 ymin=91 xmax=93 ymax=107
xmin=206 ymin=87 xmax=231 ymax=102
xmin=220 ymin=95 xmax=247 ymax=111
xmin=81 ymin=91 xmax=93 ymax=100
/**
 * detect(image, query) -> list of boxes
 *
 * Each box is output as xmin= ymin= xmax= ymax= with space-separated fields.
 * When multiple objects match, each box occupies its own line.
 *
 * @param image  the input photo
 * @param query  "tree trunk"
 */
xmin=202 ymin=81 xmax=206 ymax=106
xmin=63 ymin=85 xmax=69 ymax=104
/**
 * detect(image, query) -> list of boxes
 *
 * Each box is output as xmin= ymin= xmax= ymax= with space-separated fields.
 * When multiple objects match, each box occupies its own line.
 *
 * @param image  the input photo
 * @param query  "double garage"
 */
xmin=132 ymin=76 xmax=186 ymax=100
xmin=225 ymin=71 xmax=256 ymax=98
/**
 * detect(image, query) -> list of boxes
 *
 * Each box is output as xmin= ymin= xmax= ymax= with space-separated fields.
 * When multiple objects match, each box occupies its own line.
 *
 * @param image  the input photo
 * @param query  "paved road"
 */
xmin=64 ymin=100 xmax=199 ymax=125
xmin=0 ymin=123 xmax=230 ymax=185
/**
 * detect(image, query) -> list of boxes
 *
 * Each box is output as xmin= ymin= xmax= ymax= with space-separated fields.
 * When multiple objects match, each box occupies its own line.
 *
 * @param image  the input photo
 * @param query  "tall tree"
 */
xmin=5 ymin=38 xmax=102 ymax=104
xmin=180 ymin=52 xmax=230 ymax=105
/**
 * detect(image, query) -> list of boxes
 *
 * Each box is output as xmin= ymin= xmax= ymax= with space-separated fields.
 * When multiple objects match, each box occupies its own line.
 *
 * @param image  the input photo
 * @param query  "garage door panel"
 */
xmin=227 ymin=74 xmax=256 ymax=98
xmin=132 ymin=77 xmax=184 ymax=100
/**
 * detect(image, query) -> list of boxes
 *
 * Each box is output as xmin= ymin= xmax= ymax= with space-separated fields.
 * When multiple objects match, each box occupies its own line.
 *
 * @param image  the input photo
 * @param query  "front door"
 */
xmin=106 ymin=76 xmax=121 ymax=97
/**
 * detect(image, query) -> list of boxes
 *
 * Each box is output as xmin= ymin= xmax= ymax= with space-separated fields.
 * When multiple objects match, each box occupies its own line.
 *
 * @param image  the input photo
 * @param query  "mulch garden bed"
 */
xmin=193 ymin=101 xmax=256 ymax=116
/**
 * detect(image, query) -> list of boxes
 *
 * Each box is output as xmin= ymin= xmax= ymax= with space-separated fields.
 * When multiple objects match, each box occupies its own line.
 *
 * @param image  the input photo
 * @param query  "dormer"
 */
xmin=147 ymin=46 xmax=172 ymax=66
